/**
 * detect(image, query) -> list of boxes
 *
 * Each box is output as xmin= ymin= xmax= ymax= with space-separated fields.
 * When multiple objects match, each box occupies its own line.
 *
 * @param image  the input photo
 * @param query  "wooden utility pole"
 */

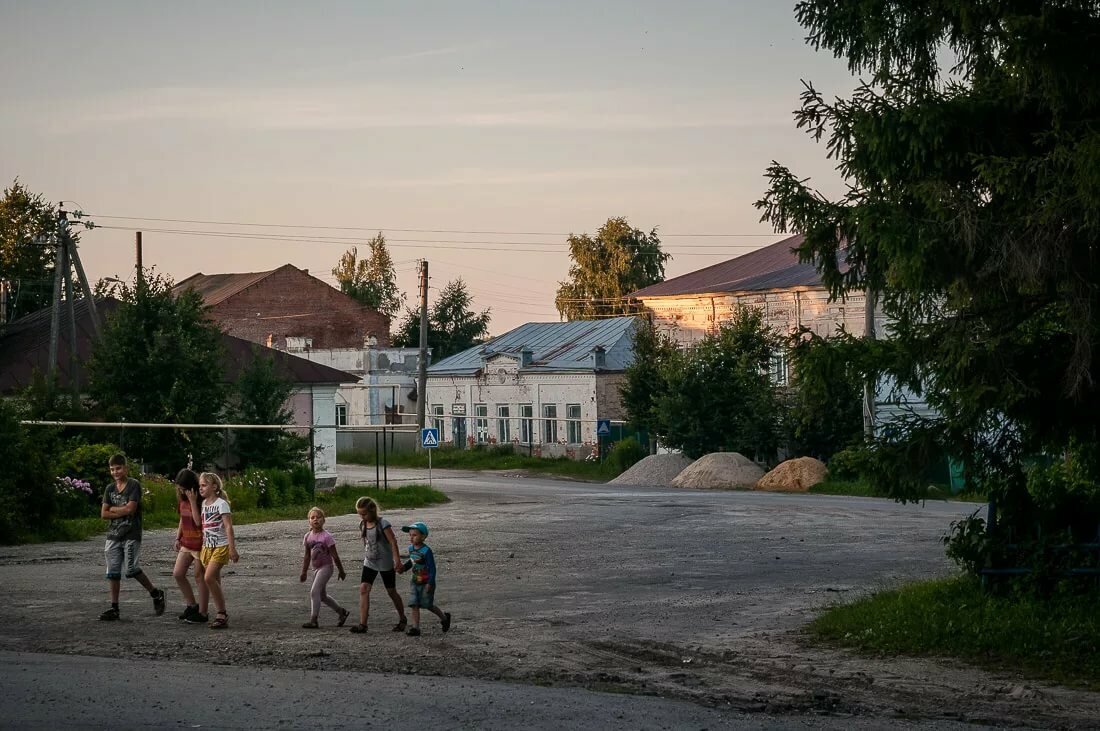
xmin=416 ymin=259 xmax=429 ymax=434
xmin=47 ymin=206 xmax=101 ymax=377
xmin=863 ymin=288 xmax=877 ymax=440
xmin=47 ymin=210 xmax=66 ymax=376
xmin=135 ymin=231 xmax=143 ymax=287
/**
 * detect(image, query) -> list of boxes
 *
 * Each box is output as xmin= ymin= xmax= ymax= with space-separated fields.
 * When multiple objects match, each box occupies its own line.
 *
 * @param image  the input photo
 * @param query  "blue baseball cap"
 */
xmin=401 ymin=521 xmax=429 ymax=537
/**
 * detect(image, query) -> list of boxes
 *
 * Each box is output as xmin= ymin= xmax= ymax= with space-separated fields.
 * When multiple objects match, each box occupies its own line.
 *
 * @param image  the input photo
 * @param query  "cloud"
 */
xmin=40 ymin=84 xmax=791 ymax=133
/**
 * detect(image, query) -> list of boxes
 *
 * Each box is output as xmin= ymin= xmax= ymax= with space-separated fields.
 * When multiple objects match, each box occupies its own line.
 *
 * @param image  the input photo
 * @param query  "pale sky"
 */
xmin=1 ymin=0 xmax=856 ymax=334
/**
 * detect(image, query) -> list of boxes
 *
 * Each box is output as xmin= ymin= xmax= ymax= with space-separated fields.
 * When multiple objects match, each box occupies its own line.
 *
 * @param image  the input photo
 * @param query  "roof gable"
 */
xmin=172 ymin=265 xmax=299 ymax=305
xmin=630 ymin=234 xmax=824 ymax=298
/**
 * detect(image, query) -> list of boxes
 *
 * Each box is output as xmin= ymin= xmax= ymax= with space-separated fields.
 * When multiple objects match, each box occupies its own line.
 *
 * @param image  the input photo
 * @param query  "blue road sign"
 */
xmin=596 ymin=419 xmax=611 ymax=437
xmin=421 ymin=427 xmax=440 ymax=448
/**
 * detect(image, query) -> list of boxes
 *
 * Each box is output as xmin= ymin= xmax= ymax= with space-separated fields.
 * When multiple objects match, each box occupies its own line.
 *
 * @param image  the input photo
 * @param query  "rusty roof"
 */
xmin=172 ymin=266 xmax=290 ymax=305
xmin=0 ymin=298 xmax=356 ymax=395
xmin=630 ymin=234 xmax=824 ymax=298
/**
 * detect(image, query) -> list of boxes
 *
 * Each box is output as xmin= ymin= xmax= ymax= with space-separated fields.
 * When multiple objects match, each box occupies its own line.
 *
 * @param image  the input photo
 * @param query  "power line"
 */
xmin=88 ymin=213 xmax=785 ymax=239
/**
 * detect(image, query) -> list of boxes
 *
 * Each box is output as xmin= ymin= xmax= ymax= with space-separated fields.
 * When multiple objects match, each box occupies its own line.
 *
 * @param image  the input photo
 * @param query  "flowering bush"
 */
xmin=55 ymin=476 xmax=96 ymax=518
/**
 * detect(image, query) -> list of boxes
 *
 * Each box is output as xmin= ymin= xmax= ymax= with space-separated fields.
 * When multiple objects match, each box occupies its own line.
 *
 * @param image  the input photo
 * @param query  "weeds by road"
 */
xmin=811 ymin=479 xmax=986 ymax=503
xmin=21 ymin=484 xmax=448 ymax=544
xmin=339 ymin=446 xmax=621 ymax=481
xmin=809 ymin=576 xmax=1100 ymax=690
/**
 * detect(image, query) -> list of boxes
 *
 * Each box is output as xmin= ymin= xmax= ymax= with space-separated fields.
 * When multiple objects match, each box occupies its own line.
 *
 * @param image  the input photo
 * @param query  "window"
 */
xmin=497 ymin=405 xmax=511 ymax=443
xmin=542 ymin=404 xmax=557 ymax=444
xmin=431 ymin=404 xmax=444 ymax=433
xmin=474 ymin=404 xmax=489 ymax=444
xmin=769 ymin=351 xmax=789 ymax=386
xmin=566 ymin=404 xmax=581 ymax=443
xmin=520 ymin=404 xmax=533 ymax=444
xmin=335 ymin=404 xmax=348 ymax=427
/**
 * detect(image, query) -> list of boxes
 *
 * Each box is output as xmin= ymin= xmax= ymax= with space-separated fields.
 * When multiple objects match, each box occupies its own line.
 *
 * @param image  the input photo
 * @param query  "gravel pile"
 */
xmin=609 ymin=453 xmax=695 ymax=487
xmin=755 ymin=457 xmax=828 ymax=492
xmin=671 ymin=452 xmax=765 ymax=489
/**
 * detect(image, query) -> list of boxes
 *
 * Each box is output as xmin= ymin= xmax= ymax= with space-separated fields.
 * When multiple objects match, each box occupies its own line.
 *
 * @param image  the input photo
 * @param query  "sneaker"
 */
xmin=406 ymin=626 xmax=421 ymax=637
xmin=151 ymin=589 xmax=166 ymax=616
xmin=349 ymin=624 xmax=367 ymax=634
xmin=178 ymin=604 xmax=198 ymax=622
xmin=441 ymin=612 xmax=452 ymax=633
xmin=185 ymin=611 xmax=209 ymax=625
xmin=98 ymin=607 xmax=119 ymax=622
xmin=392 ymin=619 xmax=407 ymax=632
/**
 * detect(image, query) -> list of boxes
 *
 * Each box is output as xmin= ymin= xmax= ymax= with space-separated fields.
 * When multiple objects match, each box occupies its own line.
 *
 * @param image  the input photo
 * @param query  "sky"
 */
xmin=1 ymin=0 xmax=858 ymax=334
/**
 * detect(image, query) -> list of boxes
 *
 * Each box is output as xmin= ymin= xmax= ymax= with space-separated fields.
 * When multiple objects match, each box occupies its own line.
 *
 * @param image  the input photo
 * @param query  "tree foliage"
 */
xmin=783 ymin=330 xmax=865 ymax=461
xmin=620 ymin=320 xmax=679 ymax=437
xmin=331 ymin=233 xmax=404 ymax=319
xmin=555 ymin=217 xmax=670 ymax=321
xmin=232 ymin=348 xmax=309 ymax=470
xmin=87 ymin=273 xmax=228 ymax=473
xmin=0 ymin=399 xmax=58 ymax=543
xmin=392 ymin=278 xmax=491 ymax=361
xmin=0 ymin=179 xmax=61 ymax=323
xmin=756 ymin=2 xmax=1100 ymax=556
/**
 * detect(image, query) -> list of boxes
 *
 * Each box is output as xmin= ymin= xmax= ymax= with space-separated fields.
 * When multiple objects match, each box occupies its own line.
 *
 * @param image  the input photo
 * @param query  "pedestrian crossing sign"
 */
xmin=421 ymin=427 xmax=440 ymax=448
xmin=596 ymin=419 xmax=611 ymax=436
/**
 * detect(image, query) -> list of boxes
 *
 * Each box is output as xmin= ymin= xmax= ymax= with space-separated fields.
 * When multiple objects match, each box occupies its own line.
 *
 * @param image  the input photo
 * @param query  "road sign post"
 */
xmin=596 ymin=419 xmax=611 ymax=461
xmin=421 ymin=427 xmax=440 ymax=487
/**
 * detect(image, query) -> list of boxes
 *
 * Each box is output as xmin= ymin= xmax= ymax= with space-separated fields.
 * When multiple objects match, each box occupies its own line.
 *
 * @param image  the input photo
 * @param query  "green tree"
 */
xmin=0 ymin=180 xmax=61 ymax=323
xmin=657 ymin=308 xmax=782 ymax=460
xmin=87 ymin=273 xmax=228 ymax=473
xmin=620 ymin=320 xmax=679 ymax=437
xmin=0 ymin=399 xmax=57 ymax=543
xmin=783 ymin=330 xmax=864 ymax=461
xmin=232 ymin=348 xmax=309 ymax=470
xmin=756 ymin=3 xmax=1100 ymax=555
xmin=393 ymin=278 xmax=491 ymax=360
xmin=331 ymin=233 xmax=404 ymax=318
xmin=555 ymin=217 xmax=670 ymax=321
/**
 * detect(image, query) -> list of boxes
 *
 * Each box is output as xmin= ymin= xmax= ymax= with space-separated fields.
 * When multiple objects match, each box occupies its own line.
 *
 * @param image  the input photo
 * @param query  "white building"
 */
xmin=425 ymin=317 xmax=640 ymax=456
xmin=294 ymin=344 xmax=423 ymax=427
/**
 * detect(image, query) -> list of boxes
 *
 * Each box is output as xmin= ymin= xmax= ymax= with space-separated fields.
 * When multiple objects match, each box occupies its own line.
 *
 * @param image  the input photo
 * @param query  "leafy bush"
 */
xmin=226 ymin=468 xmax=302 ymax=510
xmin=289 ymin=464 xmax=316 ymax=493
xmin=0 ymin=400 xmax=58 ymax=543
xmin=826 ymin=445 xmax=872 ymax=481
xmin=609 ymin=437 xmax=647 ymax=473
xmin=55 ymin=443 xmax=118 ymax=492
xmin=140 ymin=474 xmax=178 ymax=515
xmin=54 ymin=476 xmax=97 ymax=519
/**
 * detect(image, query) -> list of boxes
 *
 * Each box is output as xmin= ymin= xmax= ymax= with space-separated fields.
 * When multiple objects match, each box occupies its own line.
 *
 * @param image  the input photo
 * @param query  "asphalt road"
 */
xmin=0 ymin=467 xmax=1093 ymax=728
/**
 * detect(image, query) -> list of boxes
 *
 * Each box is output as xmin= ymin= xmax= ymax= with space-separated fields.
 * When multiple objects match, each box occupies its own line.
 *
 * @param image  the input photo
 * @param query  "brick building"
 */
xmin=173 ymin=264 xmax=390 ymax=349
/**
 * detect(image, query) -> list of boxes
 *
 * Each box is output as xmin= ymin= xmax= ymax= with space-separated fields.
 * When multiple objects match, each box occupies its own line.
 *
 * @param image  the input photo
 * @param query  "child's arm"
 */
xmin=425 ymin=546 xmax=437 ymax=589
xmin=224 ymin=512 xmax=239 ymax=562
xmin=300 ymin=543 xmax=310 ymax=582
xmin=331 ymin=544 xmax=346 ymax=581
xmin=385 ymin=526 xmax=403 ymax=572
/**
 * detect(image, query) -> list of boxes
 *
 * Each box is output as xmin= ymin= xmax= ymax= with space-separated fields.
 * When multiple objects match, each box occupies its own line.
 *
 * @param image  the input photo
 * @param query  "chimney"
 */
xmin=591 ymin=346 xmax=606 ymax=369
xmin=520 ymin=349 xmax=534 ymax=367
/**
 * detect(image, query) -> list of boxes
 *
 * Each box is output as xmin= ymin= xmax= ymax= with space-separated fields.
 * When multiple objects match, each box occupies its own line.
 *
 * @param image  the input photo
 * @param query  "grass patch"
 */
xmin=810 ymin=479 xmax=987 ymax=503
xmin=339 ymin=446 xmax=621 ymax=481
xmin=808 ymin=576 xmax=1100 ymax=689
xmin=14 ymin=484 xmax=448 ymax=544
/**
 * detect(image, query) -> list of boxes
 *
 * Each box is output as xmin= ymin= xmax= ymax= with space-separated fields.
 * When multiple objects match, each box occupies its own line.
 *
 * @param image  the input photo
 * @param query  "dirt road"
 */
xmin=0 ymin=468 xmax=1095 ymax=728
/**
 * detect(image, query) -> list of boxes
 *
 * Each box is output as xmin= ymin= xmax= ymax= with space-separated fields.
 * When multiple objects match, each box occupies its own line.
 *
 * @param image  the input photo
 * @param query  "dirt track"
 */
xmin=0 ymin=468 xmax=1097 ymax=728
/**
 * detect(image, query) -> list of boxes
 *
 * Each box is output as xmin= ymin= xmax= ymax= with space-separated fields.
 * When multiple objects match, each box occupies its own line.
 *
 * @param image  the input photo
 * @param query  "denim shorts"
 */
xmin=407 ymin=582 xmax=435 ymax=609
xmin=104 ymin=539 xmax=142 ymax=580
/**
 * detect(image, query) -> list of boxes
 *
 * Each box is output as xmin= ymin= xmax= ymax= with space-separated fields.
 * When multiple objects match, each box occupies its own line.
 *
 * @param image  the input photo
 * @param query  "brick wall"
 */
xmin=209 ymin=265 xmax=391 ymax=349
xmin=595 ymin=373 xmax=627 ymax=421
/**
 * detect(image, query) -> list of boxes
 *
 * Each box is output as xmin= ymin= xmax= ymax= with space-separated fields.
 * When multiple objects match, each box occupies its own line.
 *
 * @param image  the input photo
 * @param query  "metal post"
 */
xmin=375 ymin=432 xmax=380 ymax=489
xmin=863 ymin=288 xmax=877 ymax=440
xmin=135 ymin=231 xmax=143 ymax=288
xmin=382 ymin=426 xmax=388 ymax=490
xmin=224 ymin=428 xmax=231 ymax=479
xmin=309 ymin=427 xmax=316 ymax=475
xmin=416 ymin=260 xmax=429 ymax=437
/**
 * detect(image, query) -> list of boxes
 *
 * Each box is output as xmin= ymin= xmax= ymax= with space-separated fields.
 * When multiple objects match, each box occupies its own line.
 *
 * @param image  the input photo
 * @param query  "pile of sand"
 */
xmin=670 ymin=452 xmax=765 ymax=489
xmin=755 ymin=456 xmax=828 ymax=493
xmin=609 ymin=453 xmax=695 ymax=487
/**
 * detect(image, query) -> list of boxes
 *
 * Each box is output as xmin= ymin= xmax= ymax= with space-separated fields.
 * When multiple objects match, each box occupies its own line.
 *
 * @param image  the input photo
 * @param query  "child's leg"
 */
xmin=108 ymin=578 xmax=121 ymax=604
xmin=194 ymin=559 xmax=209 ymax=614
xmin=358 ymin=581 xmax=372 ymax=626
xmin=382 ymin=572 xmax=407 ymax=622
xmin=410 ymin=606 xmax=420 ymax=627
xmin=427 ymin=605 xmax=446 ymax=621
xmin=309 ymin=564 xmax=335 ymax=619
xmin=172 ymin=551 xmax=197 ymax=606
xmin=204 ymin=562 xmax=225 ymax=614
xmin=105 ymin=540 xmax=122 ymax=605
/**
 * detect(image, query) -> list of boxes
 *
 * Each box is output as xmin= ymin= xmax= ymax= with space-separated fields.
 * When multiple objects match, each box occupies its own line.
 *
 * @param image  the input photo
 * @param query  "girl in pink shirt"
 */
xmin=299 ymin=507 xmax=350 ymax=628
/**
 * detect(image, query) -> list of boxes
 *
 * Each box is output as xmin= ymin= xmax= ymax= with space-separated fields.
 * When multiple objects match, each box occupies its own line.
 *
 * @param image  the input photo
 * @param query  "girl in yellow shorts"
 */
xmin=199 ymin=472 xmax=238 ymax=629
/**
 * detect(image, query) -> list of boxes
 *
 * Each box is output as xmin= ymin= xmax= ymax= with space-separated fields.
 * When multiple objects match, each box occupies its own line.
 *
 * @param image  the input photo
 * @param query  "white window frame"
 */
xmin=520 ymin=404 xmax=533 ymax=444
xmin=474 ymin=403 xmax=489 ymax=444
xmin=566 ymin=403 xmax=581 ymax=443
xmin=496 ymin=404 xmax=511 ymax=444
xmin=431 ymin=404 xmax=444 ymax=434
xmin=542 ymin=403 xmax=557 ymax=444
xmin=335 ymin=404 xmax=348 ymax=427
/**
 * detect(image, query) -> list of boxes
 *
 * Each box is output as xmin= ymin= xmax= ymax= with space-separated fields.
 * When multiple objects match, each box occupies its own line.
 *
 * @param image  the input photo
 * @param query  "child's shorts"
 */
xmin=200 ymin=545 xmax=230 ymax=566
xmin=407 ymin=583 xmax=435 ymax=609
xmin=104 ymin=539 xmax=142 ymax=580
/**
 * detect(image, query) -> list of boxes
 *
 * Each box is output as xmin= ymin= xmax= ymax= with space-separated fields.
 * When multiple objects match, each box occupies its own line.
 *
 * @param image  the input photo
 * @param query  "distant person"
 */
xmin=98 ymin=453 xmax=166 ymax=621
xmin=172 ymin=468 xmax=209 ymax=624
xmin=400 ymin=521 xmax=451 ymax=637
xmin=299 ymin=507 xmax=350 ymax=628
xmin=349 ymin=497 xmax=408 ymax=634
xmin=198 ymin=472 xmax=238 ymax=629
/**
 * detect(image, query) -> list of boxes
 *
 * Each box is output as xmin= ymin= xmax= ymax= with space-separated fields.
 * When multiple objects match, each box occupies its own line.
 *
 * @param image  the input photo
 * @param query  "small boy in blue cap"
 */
xmin=400 ymin=521 xmax=451 ymax=636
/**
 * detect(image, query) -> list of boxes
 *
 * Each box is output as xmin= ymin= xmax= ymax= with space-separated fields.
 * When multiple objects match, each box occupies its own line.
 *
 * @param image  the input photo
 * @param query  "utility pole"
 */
xmin=416 ymin=259 xmax=429 ymax=435
xmin=48 ymin=210 xmax=66 ymax=377
xmin=863 ymin=288 xmax=877 ymax=440
xmin=47 ymin=206 xmax=101 ymax=378
xmin=135 ymin=231 xmax=143 ymax=287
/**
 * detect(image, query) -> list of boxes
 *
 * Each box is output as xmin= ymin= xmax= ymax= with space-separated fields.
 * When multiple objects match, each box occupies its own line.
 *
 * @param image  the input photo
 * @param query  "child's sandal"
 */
xmin=349 ymin=623 xmax=367 ymax=634
xmin=302 ymin=620 xmax=319 ymax=629
xmin=337 ymin=609 xmax=350 ymax=627
xmin=210 ymin=611 xmax=229 ymax=630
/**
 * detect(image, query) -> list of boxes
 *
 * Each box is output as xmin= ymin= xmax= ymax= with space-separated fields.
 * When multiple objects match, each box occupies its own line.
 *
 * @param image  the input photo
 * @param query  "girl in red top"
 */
xmin=172 ymin=468 xmax=209 ymax=624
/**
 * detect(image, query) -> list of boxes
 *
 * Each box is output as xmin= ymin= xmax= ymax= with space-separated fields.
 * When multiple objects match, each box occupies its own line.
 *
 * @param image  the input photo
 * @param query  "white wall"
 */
xmin=300 ymin=347 xmax=421 ymax=426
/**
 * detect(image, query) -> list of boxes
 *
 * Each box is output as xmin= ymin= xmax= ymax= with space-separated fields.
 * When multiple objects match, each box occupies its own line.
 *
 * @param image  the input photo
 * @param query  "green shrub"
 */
xmin=140 ymin=474 xmax=178 ymax=515
xmin=55 ymin=443 xmax=118 ymax=492
xmin=289 ymin=464 xmax=315 ymax=493
xmin=826 ymin=445 xmax=871 ymax=481
xmin=54 ymin=476 xmax=98 ymax=518
xmin=0 ymin=400 xmax=59 ymax=543
xmin=609 ymin=436 xmax=647 ymax=473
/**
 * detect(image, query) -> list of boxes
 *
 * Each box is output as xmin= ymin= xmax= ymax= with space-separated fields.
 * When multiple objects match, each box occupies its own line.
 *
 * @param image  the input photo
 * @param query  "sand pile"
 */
xmin=755 ymin=457 xmax=828 ymax=493
xmin=671 ymin=452 xmax=765 ymax=489
xmin=609 ymin=453 xmax=695 ymax=487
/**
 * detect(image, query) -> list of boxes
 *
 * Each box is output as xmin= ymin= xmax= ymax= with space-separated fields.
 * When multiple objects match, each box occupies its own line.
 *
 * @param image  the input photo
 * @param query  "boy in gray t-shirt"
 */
xmin=98 ymin=454 xmax=166 ymax=621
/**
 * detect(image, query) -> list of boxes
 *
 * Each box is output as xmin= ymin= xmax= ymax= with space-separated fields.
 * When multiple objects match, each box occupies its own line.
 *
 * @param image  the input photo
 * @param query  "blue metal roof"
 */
xmin=428 ymin=316 xmax=641 ymax=376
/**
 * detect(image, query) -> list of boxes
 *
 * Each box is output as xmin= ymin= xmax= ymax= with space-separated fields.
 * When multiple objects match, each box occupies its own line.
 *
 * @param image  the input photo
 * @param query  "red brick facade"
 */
xmin=199 ymin=265 xmax=391 ymax=349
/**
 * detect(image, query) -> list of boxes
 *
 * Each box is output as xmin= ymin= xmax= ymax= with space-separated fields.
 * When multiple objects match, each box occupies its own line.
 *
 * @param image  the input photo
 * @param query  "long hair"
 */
xmin=356 ymin=496 xmax=379 ymax=539
xmin=174 ymin=468 xmax=200 ymax=503
xmin=199 ymin=472 xmax=229 ymax=503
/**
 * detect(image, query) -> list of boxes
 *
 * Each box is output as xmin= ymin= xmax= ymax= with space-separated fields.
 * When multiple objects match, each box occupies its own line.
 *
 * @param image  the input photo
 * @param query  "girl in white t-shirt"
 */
xmin=348 ymin=497 xmax=408 ymax=634
xmin=199 ymin=472 xmax=238 ymax=630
